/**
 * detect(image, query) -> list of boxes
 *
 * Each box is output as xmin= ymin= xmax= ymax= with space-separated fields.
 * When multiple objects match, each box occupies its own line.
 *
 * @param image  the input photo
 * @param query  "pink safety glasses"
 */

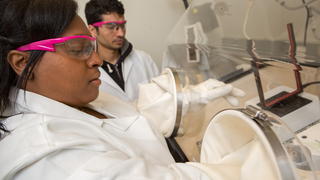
xmin=91 ymin=20 xmax=127 ymax=31
xmin=16 ymin=35 xmax=96 ymax=60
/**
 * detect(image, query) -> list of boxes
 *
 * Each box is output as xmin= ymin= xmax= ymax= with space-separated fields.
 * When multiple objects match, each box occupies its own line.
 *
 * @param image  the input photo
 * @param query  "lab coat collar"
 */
xmin=122 ymin=53 xmax=134 ymax=83
xmin=98 ymin=54 xmax=134 ymax=92
xmin=99 ymin=66 xmax=125 ymax=93
xmin=87 ymin=92 xmax=140 ymax=131
xmin=119 ymin=40 xmax=132 ymax=59
xmin=119 ymin=40 xmax=134 ymax=83
xmin=10 ymin=89 xmax=104 ymax=127
xmin=102 ymin=116 xmax=139 ymax=131
xmin=9 ymin=89 xmax=140 ymax=132
xmin=99 ymin=40 xmax=132 ymax=91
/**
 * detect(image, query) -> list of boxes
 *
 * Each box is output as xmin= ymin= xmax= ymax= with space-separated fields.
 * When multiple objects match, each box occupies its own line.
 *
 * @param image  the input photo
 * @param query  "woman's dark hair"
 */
xmin=85 ymin=0 xmax=125 ymax=25
xmin=0 ymin=0 xmax=78 ymax=136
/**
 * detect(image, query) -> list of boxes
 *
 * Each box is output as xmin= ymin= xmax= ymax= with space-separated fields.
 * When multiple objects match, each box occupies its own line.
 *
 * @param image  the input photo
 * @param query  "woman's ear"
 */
xmin=7 ymin=50 xmax=29 ymax=75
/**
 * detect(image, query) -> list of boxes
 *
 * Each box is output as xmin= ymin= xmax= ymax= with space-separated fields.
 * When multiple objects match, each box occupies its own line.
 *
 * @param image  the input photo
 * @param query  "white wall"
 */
xmin=77 ymin=0 xmax=186 ymax=69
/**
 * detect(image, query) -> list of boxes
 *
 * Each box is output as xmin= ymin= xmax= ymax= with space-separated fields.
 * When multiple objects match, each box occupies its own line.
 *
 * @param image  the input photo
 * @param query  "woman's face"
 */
xmin=26 ymin=15 xmax=102 ymax=107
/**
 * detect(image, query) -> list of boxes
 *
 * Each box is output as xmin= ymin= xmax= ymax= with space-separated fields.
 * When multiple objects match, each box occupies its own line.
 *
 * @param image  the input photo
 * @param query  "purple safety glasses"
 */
xmin=91 ymin=20 xmax=127 ymax=31
xmin=16 ymin=35 xmax=96 ymax=60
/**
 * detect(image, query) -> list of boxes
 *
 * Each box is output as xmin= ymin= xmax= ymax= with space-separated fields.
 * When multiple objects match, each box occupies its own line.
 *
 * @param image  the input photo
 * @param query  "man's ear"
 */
xmin=7 ymin=50 xmax=29 ymax=75
xmin=88 ymin=25 xmax=98 ymax=37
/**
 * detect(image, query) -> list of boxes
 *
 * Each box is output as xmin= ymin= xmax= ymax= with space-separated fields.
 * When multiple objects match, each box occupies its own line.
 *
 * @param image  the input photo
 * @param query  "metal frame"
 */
xmin=241 ymin=105 xmax=296 ymax=180
xmin=170 ymin=68 xmax=184 ymax=138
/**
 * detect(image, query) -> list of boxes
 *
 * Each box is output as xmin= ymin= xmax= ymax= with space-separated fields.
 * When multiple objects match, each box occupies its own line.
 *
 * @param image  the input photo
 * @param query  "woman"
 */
xmin=0 ymin=0 xmax=278 ymax=179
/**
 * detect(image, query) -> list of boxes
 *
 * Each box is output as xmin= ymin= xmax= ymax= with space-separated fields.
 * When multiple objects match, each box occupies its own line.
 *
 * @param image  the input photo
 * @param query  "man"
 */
xmin=85 ymin=0 xmax=159 ymax=101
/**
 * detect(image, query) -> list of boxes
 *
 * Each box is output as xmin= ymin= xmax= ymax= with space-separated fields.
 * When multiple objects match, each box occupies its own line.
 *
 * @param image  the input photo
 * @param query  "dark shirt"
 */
xmin=101 ymin=61 xmax=125 ymax=90
xmin=101 ymin=41 xmax=133 ymax=91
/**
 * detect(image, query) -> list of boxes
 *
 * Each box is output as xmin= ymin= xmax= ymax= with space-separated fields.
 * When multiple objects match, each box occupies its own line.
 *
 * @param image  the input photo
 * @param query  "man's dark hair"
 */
xmin=85 ymin=0 xmax=125 ymax=25
xmin=0 ymin=0 xmax=78 ymax=136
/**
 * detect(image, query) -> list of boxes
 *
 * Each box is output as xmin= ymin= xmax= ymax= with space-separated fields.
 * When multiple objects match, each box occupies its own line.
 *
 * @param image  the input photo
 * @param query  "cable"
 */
xmin=310 ymin=6 xmax=320 ymax=15
xmin=302 ymin=81 xmax=320 ymax=89
xmin=302 ymin=0 xmax=311 ymax=46
xmin=243 ymin=0 xmax=255 ymax=40
xmin=277 ymin=0 xmax=318 ymax=10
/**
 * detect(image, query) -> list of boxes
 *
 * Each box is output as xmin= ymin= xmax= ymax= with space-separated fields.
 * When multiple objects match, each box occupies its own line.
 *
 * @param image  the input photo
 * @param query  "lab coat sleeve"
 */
xmin=136 ymin=68 xmax=246 ymax=137
xmin=0 ymin=115 xmax=212 ymax=180
xmin=15 ymin=144 xmax=276 ymax=180
xmin=136 ymin=68 xmax=177 ymax=137
xmin=63 ymin=151 xmax=213 ymax=180
xmin=6 ymin=138 xmax=215 ymax=180
xmin=5 ymin=119 xmax=279 ymax=180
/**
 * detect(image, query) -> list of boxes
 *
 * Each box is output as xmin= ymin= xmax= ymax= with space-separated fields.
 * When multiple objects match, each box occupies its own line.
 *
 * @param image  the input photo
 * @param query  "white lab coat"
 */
xmin=0 ymin=70 xmax=279 ymax=180
xmin=0 ymin=71 xmax=211 ymax=180
xmin=99 ymin=49 xmax=159 ymax=101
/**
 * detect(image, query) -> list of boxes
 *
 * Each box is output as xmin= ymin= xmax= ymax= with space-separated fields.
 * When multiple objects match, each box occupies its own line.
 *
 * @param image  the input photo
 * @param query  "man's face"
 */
xmin=91 ymin=13 xmax=126 ymax=51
